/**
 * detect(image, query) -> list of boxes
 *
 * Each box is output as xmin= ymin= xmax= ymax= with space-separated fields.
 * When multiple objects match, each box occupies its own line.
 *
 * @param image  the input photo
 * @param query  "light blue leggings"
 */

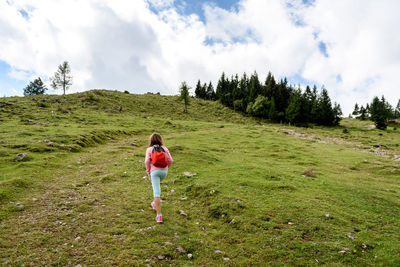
xmin=151 ymin=169 xmax=168 ymax=198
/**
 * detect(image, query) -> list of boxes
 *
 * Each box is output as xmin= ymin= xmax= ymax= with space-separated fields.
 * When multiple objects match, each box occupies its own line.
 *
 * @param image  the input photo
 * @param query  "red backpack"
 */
xmin=151 ymin=146 xmax=168 ymax=167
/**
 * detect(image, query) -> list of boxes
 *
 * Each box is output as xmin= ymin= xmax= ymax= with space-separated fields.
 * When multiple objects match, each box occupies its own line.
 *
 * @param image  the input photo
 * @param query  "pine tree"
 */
xmin=333 ymin=102 xmax=342 ymax=125
xmin=303 ymin=86 xmax=313 ymax=123
xmin=179 ymin=82 xmax=190 ymax=113
xmin=285 ymin=90 xmax=302 ymax=124
xmin=395 ymin=99 xmax=400 ymax=119
xmin=237 ymin=73 xmax=249 ymax=111
xmin=365 ymin=103 xmax=371 ymax=118
xmin=359 ymin=105 xmax=367 ymax=120
xmin=202 ymin=83 xmax=207 ymax=99
xmin=264 ymin=71 xmax=276 ymax=98
xmin=194 ymin=80 xmax=207 ymax=99
xmin=248 ymin=71 xmax=262 ymax=104
xmin=51 ymin=61 xmax=72 ymax=95
xmin=206 ymin=82 xmax=216 ymax=101
xmin=352 ymin=103 xmax=360 ymax=117
xmin=370 ymin=96 xmax=390 ymax=130
xmin=194 ymin=80 xmax=202 ymax=99
xmin=23 ymin=77 xmax=47 ymax=96
xmin=317 ymin=87 xmax=334 ymax=126
xmin=277 ymin=79 xmax=291 ymax=121
xmin=268 ymin=97 xmax=278 ymax=121
xmin=309 ymin=85 xmax=319 ymax=123
xmin=216 ymin=72 xmax=226 ymax=102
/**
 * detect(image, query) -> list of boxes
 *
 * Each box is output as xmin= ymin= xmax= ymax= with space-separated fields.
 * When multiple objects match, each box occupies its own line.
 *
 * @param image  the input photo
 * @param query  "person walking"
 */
xmin=145 ymin=133 xmax=173 ymax=223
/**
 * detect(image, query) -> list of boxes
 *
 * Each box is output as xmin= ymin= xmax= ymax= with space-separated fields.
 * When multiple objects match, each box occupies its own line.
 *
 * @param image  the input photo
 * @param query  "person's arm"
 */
xmin=164 ymin=146 xmax=173 ymax=167
xmin=145 ymin=148 xmax=151 ymax=178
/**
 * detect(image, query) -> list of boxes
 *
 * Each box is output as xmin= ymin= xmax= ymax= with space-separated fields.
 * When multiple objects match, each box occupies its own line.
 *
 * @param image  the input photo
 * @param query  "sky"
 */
xmin=1 ymin=0 xmax=399 ymax=115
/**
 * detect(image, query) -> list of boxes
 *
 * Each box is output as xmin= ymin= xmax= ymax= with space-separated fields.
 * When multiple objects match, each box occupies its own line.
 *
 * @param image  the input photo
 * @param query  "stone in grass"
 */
xmin=157 ymin=255 xmax=165 ymax=260
xmin=179 ymin=210 xmax=188 ymax=217
xmin=187 ymin=253 xmax=193 ymax=259
xmin=347 ymin=232 xmax=356 ymax=240
xmin=338 ymin=247 xmax=349 ymax=254
xmin=175 ymin=246 xmax=186 ymax=254
xmin=184 ymin=172 xmax=197 ymax=177
xmin=302 ymin=168 xmax=317 ymax=178
xmin=15 ymin=203 xmax=24 ymax=208
xmin=15 ymin=153 xmax=30 ymax=161
xmin=214 ymin=250 xmax=223 ymax=254
xmin=223 ymin=257 xmax=232 ymax=263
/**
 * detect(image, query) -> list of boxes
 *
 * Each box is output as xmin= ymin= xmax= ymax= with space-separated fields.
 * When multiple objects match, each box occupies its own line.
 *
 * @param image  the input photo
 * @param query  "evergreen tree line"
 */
xmin=194 ymin=71 xmax=342 ymax=126
xmin=194 ymin=81 xmax=217 ymax=101
xmin=352 ymin=97 xmax=400 ymax=130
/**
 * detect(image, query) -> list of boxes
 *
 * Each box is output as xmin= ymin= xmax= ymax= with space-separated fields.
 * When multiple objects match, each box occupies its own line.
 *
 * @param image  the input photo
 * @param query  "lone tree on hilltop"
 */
xmin=51 ymin=61 xmax=72 ymax=95
xmin=179 ymin=81 xmax=190 ymax=113
xmin=23 ymin=77 xmax=47 ymax=96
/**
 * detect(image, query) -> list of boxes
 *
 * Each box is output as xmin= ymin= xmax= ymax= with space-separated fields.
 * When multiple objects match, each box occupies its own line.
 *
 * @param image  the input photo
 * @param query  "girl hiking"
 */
xmin=145 ymin=133 xmax=173 ymax=223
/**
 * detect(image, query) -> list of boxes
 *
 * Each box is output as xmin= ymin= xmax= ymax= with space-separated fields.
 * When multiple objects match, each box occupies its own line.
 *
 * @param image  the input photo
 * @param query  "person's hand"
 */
xmin=147 ymin=173 xmax=151 ymax=182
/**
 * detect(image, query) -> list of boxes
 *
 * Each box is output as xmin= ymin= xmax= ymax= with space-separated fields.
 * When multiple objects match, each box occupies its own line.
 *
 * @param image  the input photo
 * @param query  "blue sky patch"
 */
xmin=286 ymin=73 xmax=318 ymax=89
xmin=318 ymin=41 xmax=328 ymax=57
xmin=19 ymin=9 xmax=29 ymax=20
xmin=149 ymin=0 xmax=240 ymax=23
xmin=0 ymin=61 xmax=26 ymax=96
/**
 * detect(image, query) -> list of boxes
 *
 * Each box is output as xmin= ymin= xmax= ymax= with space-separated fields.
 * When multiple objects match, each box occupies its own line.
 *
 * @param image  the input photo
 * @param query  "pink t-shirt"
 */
xmin=145 ymin=145 xmax=173 ymax=175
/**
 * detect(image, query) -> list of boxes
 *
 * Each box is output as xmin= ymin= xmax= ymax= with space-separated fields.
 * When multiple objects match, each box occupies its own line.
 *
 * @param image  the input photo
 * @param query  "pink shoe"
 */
xmin=156 ymin=214 xmax=163 ymax=223
xmin=151 ymin=201 xmax=155 ymax=209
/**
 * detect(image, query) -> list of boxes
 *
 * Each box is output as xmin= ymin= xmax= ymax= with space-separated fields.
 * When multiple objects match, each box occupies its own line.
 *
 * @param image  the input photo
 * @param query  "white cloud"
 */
xmin=0 ymin=0 xmax=399 ymax=114
xmin=301 ymin=0 xmax=400 ymax=113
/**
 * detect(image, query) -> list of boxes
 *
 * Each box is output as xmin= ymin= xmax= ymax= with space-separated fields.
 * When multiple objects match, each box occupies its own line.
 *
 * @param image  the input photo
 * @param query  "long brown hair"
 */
xmin=149 ymin=133 xmax=163 ymax=147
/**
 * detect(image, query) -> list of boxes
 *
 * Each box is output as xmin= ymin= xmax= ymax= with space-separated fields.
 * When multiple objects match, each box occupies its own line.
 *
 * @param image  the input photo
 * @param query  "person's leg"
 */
xmin=151 ymin=170 xmax=168 ymax=216
xmin=151 ymin=171 xmax=162 ymax=215
xmin=154 ymin=197 xmax=161 ymax=215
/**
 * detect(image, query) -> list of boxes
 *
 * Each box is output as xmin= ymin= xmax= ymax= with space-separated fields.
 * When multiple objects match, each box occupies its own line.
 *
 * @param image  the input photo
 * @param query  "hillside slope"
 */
xmin=0 ymin=91 xmax=399 ymax=266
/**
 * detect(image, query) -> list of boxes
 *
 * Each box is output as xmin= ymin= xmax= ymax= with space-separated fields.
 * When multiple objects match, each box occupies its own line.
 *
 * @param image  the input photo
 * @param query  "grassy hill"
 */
xmin=0 ymin=90 xmax=399 ymax=266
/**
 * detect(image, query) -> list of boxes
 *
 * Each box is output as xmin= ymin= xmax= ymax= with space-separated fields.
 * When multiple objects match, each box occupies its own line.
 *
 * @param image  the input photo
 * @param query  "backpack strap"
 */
xmin=152 ymin=145 xmax=165 ymax=152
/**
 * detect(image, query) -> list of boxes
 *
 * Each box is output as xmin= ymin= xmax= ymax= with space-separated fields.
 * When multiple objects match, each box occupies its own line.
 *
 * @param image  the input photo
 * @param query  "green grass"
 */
xmin=0 ymin=91 xmax=399 ymax=265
